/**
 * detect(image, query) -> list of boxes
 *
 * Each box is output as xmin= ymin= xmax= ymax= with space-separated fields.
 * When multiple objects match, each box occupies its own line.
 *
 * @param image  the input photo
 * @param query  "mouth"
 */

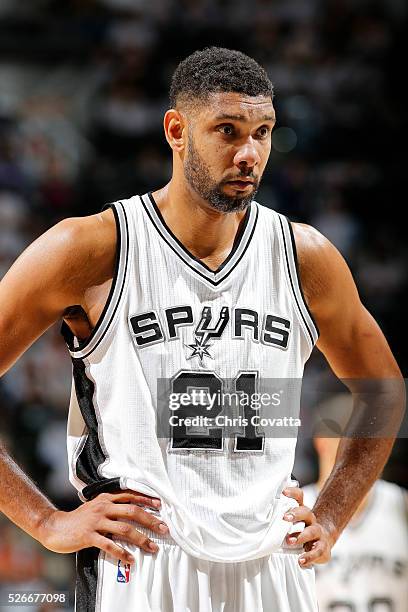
xmin=226 ymin=180 xmax=255 ymax=190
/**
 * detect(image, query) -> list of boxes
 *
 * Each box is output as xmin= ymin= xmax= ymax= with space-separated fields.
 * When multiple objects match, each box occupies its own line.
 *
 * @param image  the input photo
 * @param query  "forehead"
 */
xmin=199 ymin=91 xmax=275 ymax=123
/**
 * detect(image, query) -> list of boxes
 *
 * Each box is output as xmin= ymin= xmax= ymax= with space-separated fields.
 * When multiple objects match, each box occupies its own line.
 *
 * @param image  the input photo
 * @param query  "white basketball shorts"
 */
xmin=75 ymin=524 xmax=318 ymax=612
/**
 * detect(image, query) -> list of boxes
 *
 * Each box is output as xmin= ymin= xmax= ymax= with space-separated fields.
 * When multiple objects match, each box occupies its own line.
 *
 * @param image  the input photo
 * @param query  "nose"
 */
xmin=233 ymin=138 xmax=261 ymax=171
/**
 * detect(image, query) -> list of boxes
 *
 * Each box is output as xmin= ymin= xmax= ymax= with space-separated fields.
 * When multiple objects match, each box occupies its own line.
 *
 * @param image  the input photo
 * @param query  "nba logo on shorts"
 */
xmin=117 ymin=560 xmax=131 ymax=583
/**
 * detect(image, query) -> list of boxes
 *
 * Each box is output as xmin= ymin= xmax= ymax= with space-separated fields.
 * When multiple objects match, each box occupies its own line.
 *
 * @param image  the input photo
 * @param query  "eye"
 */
xmin=257 ymin=126 xmax=270 ymax=138
xmin=218 ymin=124 xmax=235 ymax=136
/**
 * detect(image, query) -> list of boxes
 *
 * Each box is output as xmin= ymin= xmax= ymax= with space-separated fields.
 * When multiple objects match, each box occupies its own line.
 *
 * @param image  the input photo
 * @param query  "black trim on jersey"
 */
xmin=66 ymin=204 xmax=121 ymax=351
xmin=61 ymin=202 xmax=130 ymax=359
xmin=82 ymin=477 xmax=122 ymax=501
xmin=278 ymin=215 xmax=317 ymax=346
xmin=148 ymin=192 xmax=251 ymax=274
xmin=286 ymin=217 xmax=320 ymax=338
xmin=140 ymin=193 xmax=259 ymax=286
xmin=61 ymin=320 xmax=76 ymax=351
xmin=72 ymin=358 xmax=107 ymax=487
xmin=76 ymin=547 xmax=100 ymax=612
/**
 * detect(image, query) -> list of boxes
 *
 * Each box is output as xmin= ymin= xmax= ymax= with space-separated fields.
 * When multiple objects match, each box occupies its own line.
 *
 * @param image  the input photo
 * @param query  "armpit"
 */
xmin=62 ymin=305 xmax=93 ymax=341
xmin=62 ymin=305 xmax=89 ymax=321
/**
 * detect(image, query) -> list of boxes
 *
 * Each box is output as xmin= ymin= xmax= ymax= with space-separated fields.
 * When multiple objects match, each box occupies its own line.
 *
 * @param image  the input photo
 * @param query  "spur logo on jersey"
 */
xmin=185 ymin=306 xmax=229 ymax=362
xmin=129 ymin=306 xmax=291 ymax=362
xmin=117 ymin=560 xmax=131 ymax=583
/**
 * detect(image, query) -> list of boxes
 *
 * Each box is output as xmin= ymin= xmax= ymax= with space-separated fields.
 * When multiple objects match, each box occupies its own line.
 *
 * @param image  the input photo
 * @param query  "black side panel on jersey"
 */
xmin=82 ymin=477 xmax=122 ymax=501
xmin=76 ymin=547 xmax=100 ymax=612
xmin=72 ymin=357 xmax=107 ymax=486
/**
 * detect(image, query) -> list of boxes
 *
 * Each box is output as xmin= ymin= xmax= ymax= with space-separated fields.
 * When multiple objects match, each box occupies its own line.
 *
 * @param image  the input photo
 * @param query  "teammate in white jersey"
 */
xmin=0 ymin=47 xmax=404 ymax=612
xmin=304 ymin=396 xmax=408 ymax=612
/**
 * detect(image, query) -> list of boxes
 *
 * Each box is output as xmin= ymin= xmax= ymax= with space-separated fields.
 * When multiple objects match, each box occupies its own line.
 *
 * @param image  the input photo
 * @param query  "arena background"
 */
xmin=0 ymin=0 xmax=407 ymax=608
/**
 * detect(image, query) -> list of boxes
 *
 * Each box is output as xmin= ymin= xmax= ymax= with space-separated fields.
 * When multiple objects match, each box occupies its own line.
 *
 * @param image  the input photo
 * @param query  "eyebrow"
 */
xmin=214 ymin=113 xmax=275 ymax=122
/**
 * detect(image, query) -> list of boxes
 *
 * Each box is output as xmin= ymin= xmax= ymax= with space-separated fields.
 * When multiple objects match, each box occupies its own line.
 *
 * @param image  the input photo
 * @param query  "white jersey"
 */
xmin=64 ymin=193 xmax=318 ymax=563
xmin=304 ymin=480 xmax=408 ymax=612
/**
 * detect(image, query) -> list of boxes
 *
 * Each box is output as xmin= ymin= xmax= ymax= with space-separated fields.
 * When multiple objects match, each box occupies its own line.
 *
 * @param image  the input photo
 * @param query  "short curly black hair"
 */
xmin=169 ymin=47 xmax=274 ymax=110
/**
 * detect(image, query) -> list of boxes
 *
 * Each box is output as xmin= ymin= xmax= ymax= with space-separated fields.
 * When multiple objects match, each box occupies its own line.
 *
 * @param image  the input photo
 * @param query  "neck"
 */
xmin=151 ymin=179 xmax=249 ymax=270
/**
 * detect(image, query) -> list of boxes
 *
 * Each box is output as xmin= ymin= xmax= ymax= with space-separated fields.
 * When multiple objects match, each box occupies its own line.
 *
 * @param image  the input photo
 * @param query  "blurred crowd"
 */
xmin=0 ymin=0 xmax=407 ymax=607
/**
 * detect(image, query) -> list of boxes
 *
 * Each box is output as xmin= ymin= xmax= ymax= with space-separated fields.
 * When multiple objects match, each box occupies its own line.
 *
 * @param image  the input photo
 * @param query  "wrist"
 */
xmin=312 ymin=510 xmax=339 ymax=548
xmin=34 ymin=507 xmax=60 ymax=548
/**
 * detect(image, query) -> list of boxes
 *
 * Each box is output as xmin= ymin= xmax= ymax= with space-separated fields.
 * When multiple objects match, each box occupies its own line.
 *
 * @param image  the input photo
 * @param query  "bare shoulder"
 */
xmin=0 ymin=208 xmax=118 ymax=374
xmin=50 ymin=208 xmax=117 ymax=288
xmin=0 ymin=208 xmax=117 ymax=312
xmin=291 ymin=222 xmax=359 ymax=318
xmin=34 ymin=209 xmax=115 ymax=291
xmin=48 ymin=208 xmax=115 ymax=260
xmin=291 ymin=222 xmax=335 ymax=305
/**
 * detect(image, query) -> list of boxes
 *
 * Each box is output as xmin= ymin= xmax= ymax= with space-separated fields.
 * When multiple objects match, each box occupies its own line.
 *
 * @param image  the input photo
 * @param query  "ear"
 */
xmin=163 ymin=109 xmax=186 ymax=152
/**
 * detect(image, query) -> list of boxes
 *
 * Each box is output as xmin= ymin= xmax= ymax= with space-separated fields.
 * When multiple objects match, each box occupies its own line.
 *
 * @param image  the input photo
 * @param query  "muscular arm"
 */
xmin=0 ymin=212 xmax=114 ymax=528
xmin=0 ymin=212 xmax=168 ymax=562
xmin=291 ymin=223 xmax=405 ymax=564
xmin=0 ymin=214 xmax=113 ymax=376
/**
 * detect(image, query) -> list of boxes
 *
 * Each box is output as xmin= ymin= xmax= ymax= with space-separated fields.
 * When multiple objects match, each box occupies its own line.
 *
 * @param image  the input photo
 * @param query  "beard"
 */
xmin=184 ymin=135 xmax=259 ymax=213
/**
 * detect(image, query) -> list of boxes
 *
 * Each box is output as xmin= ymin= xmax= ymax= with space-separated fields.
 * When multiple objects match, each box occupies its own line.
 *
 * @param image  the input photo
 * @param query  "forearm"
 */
xmin=312 ymin=437 xmax=393 ymax=544
xmin=312 ymin=374 xmax=405 ymax=544
xmin=0 ymin=440 xmax=57 ymax=544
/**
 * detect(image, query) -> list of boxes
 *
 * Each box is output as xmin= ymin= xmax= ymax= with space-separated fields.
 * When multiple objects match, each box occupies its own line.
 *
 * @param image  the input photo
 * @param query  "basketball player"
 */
xmin=303 ymin=394 xmax=408 ymax=611
xmin=0 ymin=47 xmax=404 ymax=611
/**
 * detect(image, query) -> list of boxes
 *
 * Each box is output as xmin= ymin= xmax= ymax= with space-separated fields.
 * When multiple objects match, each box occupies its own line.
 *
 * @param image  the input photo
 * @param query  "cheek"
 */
xmin=205 ymin=136 xmax=226 ymax=157
xmin=257 ymin=146 xmax=271 ymax=172
xmin=205 ymin=144 xmax=230 ymax=174
xmin=262 ymin=141 xmax=272 ymax=160
xmin=257 ymin=139 xmax=270 ymax=156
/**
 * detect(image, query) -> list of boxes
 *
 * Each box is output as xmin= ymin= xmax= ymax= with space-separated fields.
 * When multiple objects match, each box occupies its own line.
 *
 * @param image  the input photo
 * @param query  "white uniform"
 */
xmin=304 ymin=480 xmax=408 ymax=612
xmin=63 ymin=193 xmax=319 ymax=611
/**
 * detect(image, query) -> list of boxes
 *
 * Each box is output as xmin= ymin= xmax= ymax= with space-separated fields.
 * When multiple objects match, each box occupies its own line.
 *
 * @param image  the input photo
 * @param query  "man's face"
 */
xmin=183 ymin=92 xmax=275 ymax=213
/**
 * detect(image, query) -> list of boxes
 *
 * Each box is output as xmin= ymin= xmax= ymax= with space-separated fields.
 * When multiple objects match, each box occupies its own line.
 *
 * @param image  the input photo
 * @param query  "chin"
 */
xmin=208 ymin=194 xmax=254 ymax=214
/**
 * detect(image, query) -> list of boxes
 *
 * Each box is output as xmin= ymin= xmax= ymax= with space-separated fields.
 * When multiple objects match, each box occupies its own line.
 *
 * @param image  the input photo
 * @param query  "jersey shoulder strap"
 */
xmin=61 ymin=199 xmax=131 ymax=360
xmin=275 ymin=211 xmax=319 ymax=346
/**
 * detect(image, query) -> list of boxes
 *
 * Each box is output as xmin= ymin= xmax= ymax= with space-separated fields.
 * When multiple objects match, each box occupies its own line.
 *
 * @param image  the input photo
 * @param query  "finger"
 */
xmin=101 ymin=491 xmax=161 ymax=509
xmin=285 ymin=530 xmax=302 ymax=546
xmin=98 ymin=520 xmax=160 ymax=553
xmin=108 ymin=491 xmax=160 ymax=507
xmin=282 ymin=486 xmax=303 ymax=505
xmin=298 ymin=541 xmax=328 ymax=568
xmin=92 ymin=533 xmax=136 ymax=565
xmin=288 ymin=525 xmax=321 ymax=547
xmin=122 ymin=490 xmax=162 ymax=508
xmin=106 ymin=504 xmax=169 ymax=535
xmin=283 ymin=506 xmax=316 ymax=525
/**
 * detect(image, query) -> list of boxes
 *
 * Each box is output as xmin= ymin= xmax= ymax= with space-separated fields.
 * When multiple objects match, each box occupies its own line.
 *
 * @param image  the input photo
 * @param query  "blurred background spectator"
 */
xmin=303 ymin=394 xmax=408 ymax=611
xmin=0 ymin=0 xmax=407 ymax=608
